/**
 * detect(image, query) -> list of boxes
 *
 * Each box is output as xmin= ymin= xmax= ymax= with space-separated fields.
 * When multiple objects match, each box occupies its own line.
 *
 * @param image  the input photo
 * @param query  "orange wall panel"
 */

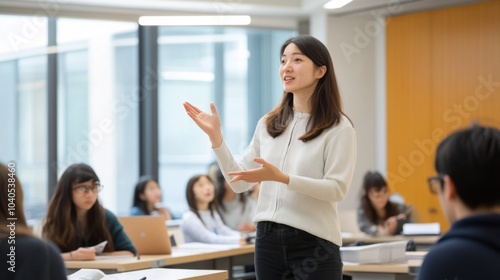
xmin=387 ymin=0 xmax=500 ymax=232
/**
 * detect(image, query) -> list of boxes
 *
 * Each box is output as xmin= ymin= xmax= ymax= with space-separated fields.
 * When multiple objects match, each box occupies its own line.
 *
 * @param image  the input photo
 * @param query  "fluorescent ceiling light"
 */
xmin=162 ymin=71 xmax=214 ymax=82
xmin=323 ymin=0 xmax=353 ymax=9
xmin=139 ymin=15 xmax=251 ymax=26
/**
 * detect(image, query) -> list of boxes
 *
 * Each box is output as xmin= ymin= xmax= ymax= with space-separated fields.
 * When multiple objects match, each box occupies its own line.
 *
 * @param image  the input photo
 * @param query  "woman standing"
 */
xmin=184 ymin=35 xmax=356 ymax=279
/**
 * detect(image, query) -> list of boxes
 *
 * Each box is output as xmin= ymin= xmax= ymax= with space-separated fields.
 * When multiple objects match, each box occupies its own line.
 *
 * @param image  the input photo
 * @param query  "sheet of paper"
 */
xmin=91 ymin=240 xmax=108 ymax=255
xmin=177 ymin=242 xmax=240 ymax=250
xmin=67 ymin=269 xmax=105 ymax=280
xmin=402 ymin=223 xmax=440 ymax=235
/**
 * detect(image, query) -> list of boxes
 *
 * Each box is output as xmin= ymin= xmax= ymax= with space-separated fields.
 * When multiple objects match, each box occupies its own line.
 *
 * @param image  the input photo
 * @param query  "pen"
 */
xmin=138 ymin=277 xmax=146 ymax=280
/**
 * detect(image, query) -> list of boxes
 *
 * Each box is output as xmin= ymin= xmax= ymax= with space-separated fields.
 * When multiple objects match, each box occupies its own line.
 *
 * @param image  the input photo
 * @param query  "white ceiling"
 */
xmin=0 ymin=0 xmax=488 ymax=21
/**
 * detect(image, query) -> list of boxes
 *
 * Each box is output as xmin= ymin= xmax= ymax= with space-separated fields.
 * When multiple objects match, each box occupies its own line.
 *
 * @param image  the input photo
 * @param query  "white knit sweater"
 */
xmin=214 ymin=112 xmax=357 ymax=246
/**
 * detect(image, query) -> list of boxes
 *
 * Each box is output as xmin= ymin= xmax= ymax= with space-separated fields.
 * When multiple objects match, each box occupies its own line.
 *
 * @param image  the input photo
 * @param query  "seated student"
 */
xmin=42 ymin=163 xmax=136 ymax=261
xmin=357 ymin=171 xmax=412 ymax=236
xmin=0 ymin=163 xmax=67 ymax=280
xmin=181 ymin=174 xmax=244 ymax=244
xmin=215 ymin=169 xmax=256 ymax=232
xmin=418 ymin=124 xmax=500 ymax=280
xmin=130 ymin=175 xmax=172 ymax=220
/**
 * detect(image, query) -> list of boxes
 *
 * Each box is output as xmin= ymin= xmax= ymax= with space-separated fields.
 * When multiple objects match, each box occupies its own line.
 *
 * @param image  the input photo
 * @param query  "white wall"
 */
xmin=310 ymin=13 xmax=386 ymax=210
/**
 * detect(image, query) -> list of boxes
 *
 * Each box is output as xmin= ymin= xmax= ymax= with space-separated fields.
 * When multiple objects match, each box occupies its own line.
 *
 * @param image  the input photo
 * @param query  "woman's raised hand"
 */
xmin=183 ymin=102 xmax=223 ymax=148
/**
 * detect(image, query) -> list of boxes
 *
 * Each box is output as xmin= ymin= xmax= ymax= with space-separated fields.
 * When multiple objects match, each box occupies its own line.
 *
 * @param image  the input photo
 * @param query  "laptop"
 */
xmin=118 ymin=216 xmax=172 ymax=255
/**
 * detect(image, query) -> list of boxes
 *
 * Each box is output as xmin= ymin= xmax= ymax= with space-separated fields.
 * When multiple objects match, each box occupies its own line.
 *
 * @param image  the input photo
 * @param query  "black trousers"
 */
xmin=254 ymin=221 xmax=342 ymax=280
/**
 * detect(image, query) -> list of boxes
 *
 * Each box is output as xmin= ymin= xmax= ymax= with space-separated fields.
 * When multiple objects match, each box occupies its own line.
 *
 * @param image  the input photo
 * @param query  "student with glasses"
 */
xmin=418 ymin=124 xmax=500 ymax=280
xmin=357 ymin=171 xmax=412 ymax=236
xmin=42 ymin=163 xmax=136 ymax=261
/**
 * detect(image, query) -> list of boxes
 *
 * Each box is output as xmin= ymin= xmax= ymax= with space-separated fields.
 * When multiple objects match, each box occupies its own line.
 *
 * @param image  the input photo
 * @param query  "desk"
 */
xmin=343 ymin=234 xmax=439 ymax=251
xmin=102 ymin=268 xmax=228 ymax=280
xmin=343 ymin=260 xmax=423 ymax=280
xmin=342 ymin=252 xmax=424 ymax=280
xmin=66 ymin=244 xmax=254 ymax=280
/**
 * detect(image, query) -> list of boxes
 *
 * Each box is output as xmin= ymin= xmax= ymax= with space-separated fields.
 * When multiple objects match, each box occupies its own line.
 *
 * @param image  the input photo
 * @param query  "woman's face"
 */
xmin=193 ymin=176 xmax=215 ymax=206
xmin=279 ymin=42 xmax=324 ymax=97
xmin=72 ymin=179 xmax=99 ymax=213
xmin=367 ymin=186 xmax=389 ymax=210
xmin=140 ymin=181 xmax=162 ymax=204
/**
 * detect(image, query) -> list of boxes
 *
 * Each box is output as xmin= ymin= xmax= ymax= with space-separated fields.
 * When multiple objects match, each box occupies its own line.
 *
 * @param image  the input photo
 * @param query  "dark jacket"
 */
xmin=0 ymin=235 xmax=67 ymax=280
xmin=417 ymin=213 xmax=500 ymax=280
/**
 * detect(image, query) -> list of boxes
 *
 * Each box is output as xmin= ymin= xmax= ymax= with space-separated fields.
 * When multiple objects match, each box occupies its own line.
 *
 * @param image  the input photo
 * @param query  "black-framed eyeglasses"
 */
xmin=72 ymin=182 xmax=103 ymax=194
xmin=427 ymin=175 xmax=444 ymax=194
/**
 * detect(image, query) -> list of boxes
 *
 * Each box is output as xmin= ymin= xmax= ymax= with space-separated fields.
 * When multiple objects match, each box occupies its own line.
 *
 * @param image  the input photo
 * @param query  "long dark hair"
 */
xmin=185 ymin=174 xmax=219 ymax=225
xmin=0 ymin=162 xmax=31 ymax=236
xmin=360 ymin=171 xmax=400 ymax=224
xmin=42 ymin=163 xmax=114 ymax=253
xmin=266 ymin=35 xmax=350 ymax=142
xmin=132 ymin=175 xmax=158 ymax=215
xmin=215 ymin=168 xmax=247 ymax=213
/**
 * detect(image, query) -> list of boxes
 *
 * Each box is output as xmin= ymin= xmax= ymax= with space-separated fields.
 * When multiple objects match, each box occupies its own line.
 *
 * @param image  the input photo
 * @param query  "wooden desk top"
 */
xmin=343 ymin=234 xmax=440 ymax=245
xmin=343 ymin=261 xmax=410 ymax=274
xmin=343 ymin=252 xmax=425 ymax=275
xmin=65 ymin=255 xmax=161 ymax=272
xmin=106 ymin=268 xmax=228 ymax=280
xmin=65 ymin=244 xmax=255 ymax=272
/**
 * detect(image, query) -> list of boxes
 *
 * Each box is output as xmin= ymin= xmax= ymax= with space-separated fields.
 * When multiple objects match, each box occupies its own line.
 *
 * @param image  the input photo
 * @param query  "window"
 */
xmin=0 ymin=15 xmax=49 ymax=219
xmin=0 ymin=13 xmax=295 ymax=220
xmin=56 ymin=18 xmax=139 ymax=215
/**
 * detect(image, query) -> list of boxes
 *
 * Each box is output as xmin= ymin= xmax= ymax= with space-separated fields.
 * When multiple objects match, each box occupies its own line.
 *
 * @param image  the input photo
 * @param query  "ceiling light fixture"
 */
xmin=323 ymin=0 xmax=353 ymax=9
xmin=138 ymin=15 xmax=251 ymax=26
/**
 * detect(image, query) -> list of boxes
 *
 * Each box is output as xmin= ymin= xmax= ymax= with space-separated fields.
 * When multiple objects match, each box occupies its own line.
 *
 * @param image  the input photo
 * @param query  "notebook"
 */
xmin=118 ymin=216 xmax=172 ymax=255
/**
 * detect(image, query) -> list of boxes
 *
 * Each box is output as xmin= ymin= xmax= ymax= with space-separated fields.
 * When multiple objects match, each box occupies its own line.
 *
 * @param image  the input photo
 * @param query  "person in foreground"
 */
xmin=357 ymin=171 xmax=412 ymax=236
xmin=130 ymin=175 xmax=172 ymax=220
xmin=181 ymin=174 xmax=244 ymax=244
xmin=0 ymin=162 xmax=67 ymax=280
xmin=42 ymin=163 xmax=136 ymax=261
xmin=417 ymin=124 xmax=500 ymax=280
xmin=183 ymin=35 xmax=357 ymax=279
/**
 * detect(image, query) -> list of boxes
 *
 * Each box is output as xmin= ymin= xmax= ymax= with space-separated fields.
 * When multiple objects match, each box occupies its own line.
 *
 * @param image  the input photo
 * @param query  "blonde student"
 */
xmin=181 ymin=174 xmax=244 ymax=244
xmin=184 ymin=35 xmax=356 ymax=279
xmin=0 ymin=162 xmax=67 ymax=280
xmin=42 ymin=163 xmax=136 ymax=260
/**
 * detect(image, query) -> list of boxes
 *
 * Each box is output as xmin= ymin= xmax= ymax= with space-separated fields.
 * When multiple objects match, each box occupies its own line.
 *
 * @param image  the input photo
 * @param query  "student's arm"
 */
xmin=181 ymin=212 xmax=242 ymax=244
xmin=393 ymin=203 xmax=412 ymax=234
xmin=214 ymin=212 xmax=243 ymax=237
xmin=357 ymin=207 xmax=380 ymax=236
xmin=104 ymin=209 xmax=137 ymax=256
xmin=63 ymin=247 xmax=96 ymax=261
xmin=155 ymin=207 xmax=172 ymax=220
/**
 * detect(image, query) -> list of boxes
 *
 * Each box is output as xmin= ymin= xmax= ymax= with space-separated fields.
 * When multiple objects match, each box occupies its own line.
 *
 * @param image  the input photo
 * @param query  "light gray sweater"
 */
xmin=181 ymin=210 xmax=242 ymax=244
xmin=214 ymin=112 xmax=357 ymax=246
